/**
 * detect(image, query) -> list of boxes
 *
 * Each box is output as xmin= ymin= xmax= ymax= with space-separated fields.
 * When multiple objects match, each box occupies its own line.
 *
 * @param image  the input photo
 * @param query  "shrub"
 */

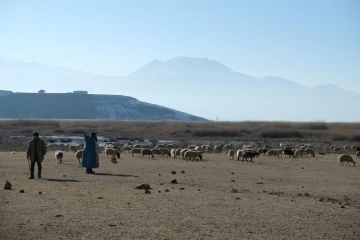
xmin=259 ymin=130 xmax=302 ymax=138
xmin=348 ymin=135 xmax=360 ymax=142
xmin=192 ymin=129 xmax=239 ymax=137
xmin=330 ymin=134 xmax=347 ymax=141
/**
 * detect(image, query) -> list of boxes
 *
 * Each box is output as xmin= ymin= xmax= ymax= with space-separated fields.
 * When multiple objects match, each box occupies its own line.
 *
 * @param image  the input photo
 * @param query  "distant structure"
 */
xmin=73 ymin=91 xmax=88 ymax=94
xmin=38 ymin=89 xmax=46 ymax=94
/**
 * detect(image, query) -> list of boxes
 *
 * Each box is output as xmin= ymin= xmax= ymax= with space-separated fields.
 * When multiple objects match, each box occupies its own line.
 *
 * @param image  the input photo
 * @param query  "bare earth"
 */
xmin=1 ymin=151 xmax=359 ymax=240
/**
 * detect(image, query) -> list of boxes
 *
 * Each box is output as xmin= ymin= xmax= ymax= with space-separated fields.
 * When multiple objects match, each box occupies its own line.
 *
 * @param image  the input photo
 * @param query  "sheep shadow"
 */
xmin=44 ymin=178 xmax=82 ymax=183
xmin=94 ymin=173 xmax=139 ymax=177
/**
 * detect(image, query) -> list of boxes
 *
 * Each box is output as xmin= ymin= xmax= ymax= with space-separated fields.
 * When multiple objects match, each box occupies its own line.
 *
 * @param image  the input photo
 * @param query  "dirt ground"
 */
xmin=1 ymin=151 xmax=359 ymax=240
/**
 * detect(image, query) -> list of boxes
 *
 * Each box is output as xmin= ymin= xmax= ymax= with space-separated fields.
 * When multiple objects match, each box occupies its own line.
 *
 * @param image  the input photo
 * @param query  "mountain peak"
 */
xmin=164 ymin=56 xmax=233 ymax=73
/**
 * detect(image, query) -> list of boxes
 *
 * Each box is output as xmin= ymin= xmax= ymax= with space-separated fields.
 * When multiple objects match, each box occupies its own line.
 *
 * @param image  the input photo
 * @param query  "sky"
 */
xmin=0 ymin=0 xmax=359 ymax=92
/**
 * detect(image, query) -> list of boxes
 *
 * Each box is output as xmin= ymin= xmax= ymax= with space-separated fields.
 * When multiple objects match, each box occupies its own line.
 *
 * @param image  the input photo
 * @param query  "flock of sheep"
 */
xmin=53 ymin=141 xmax=358 ymax=167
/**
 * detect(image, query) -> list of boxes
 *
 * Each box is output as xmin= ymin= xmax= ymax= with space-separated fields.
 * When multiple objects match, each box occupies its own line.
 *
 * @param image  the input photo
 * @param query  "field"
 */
xmin=1 ymin=150 xmax=359 ymax=240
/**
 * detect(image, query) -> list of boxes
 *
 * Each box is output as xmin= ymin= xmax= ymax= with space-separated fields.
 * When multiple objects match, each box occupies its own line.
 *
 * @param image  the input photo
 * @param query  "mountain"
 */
xmin=0 ymin=56 xmax=359 ymax=121
xmin=0 ymin=91 xmax=206 ymax=121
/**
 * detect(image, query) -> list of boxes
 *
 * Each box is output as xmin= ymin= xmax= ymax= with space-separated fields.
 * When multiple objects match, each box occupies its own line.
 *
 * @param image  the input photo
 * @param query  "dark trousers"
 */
xmin=31 ymin=160 xmax=42 ymax=177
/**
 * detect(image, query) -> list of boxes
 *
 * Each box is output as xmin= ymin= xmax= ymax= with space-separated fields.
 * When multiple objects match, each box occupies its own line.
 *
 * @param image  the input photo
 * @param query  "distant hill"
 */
xmin=0 ymin=91 xmax=207 ymax=121
xmin=1 ymin=56 xmax=360 ymax=121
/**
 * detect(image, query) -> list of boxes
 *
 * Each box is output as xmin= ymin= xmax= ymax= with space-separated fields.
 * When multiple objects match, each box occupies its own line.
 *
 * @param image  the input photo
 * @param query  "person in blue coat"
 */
xmin=82 ymin=132 xmax=99 ymax=174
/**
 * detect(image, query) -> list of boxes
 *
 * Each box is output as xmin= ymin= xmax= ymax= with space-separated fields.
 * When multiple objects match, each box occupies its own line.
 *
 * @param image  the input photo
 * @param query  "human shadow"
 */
xmin=94 ymin=173 xmax=139 ymax=177
xmin=44 ymin=178 xmax=82 ymax=183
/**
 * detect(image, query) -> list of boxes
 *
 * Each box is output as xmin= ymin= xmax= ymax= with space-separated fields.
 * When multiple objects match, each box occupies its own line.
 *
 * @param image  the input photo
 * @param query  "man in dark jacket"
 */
xmin=26 ymin=132 xmax=47 ymax=179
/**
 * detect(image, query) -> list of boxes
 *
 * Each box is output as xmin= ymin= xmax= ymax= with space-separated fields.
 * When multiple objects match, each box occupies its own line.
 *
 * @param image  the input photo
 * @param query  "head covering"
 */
xmin=33 ymin=132 xmax=39 ymax=137
xmin=90 ymin=132 xmax=97 ymax=142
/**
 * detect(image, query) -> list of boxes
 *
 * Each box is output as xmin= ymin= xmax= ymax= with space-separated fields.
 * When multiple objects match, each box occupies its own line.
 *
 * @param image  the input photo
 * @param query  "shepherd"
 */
xmin=82 ymin=132 xmax=99 ymax=174
xmin=26 ymin=132 xmax=47 ymax=179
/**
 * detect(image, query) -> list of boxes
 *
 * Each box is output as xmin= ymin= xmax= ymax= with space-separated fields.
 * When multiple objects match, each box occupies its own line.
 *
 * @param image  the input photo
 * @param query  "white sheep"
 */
xmin=304 ymin=148 xmax=315 ymax=157
xmin=105 ymin=148 xmax=120 ymax=159
xmin=338 ymin=154 xmax=356 ymax=166
xmin=267 ymin=149 xmax=279 ymax=158
xmin=294 ymin=150 xmax=304 ymax=158
xmin=130 ymin=148 xmax=143 ymax=157
xmin=184 ymin=151 xmax=202 ymax=162
xmin=228 ymin=149 xmax=235 ymax=160
xmin=236 ymin=150 xmax=243 ymax=160
xmin=55 ymin=151 xmax=64 ymax=164
xmin=356 ymin=151 xmax=360 ymax=159
xmin=75 ymin=150 xmax=83 ymax=164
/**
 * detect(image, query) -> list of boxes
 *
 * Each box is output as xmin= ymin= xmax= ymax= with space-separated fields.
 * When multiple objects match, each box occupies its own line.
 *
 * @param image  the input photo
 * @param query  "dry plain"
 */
xmin=1 ymin=150 xmax=359 ymax=240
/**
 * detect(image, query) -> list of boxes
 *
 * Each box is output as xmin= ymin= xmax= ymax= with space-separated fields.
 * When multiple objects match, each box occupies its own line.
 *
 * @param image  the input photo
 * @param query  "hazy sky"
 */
xmin=0 ymin=0 xmax=359 ymax=91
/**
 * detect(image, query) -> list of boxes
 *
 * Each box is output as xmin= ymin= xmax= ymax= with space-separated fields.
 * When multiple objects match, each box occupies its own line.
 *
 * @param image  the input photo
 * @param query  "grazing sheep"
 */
xmin=257 ymin=148 xmax=265 ymax=155
xmin=112 ymin=145 xmax=121 ymax=152
xmin=180 ymin=149 xmax=188 ymax=159
xmin=224 ymin=144 xmax=233 ymax=150
xmin=74 ymin=150 xmax=83 ymax=164
xmin=351 ymin=145 xmax=359 ymax=151
xmin=141 ymin=149 xmax=154 ymax=159
xmin=333 ymin=147 xmax=342 ymax=152
xmin=159 ymin=148 xmax=171 ymax=157
xmin=55 ymin=151 xmax=63 ymax=164
xmin=267 ymin=149 xmax=279 ymax=158
xmin=228 ymin=149 xmax=235 ymax=160
xmin=304 ymin=148 xmax=315 ymax=157
xmin=338 ymin=154 xmax=356 ymax=166
xmin=130 ymin=148 xmax=143 ymax=157
xmin=356 ymin=151 xmax=360 ymax=159
xmin=184 ymin=151 xmax=202 ymax=162
xmin=69 ymin=145 xmax=77 ymax=153
xmin=105 ymin=148 xmax=120 ymax=159
xmin=283 ymin=149 xmax=295 ymax=158
xmin=294 ymin=150 xmax=304 ymax=158
xmin=236 ymin=150 xmax=243 ymax=160
xmin=166 ymin=144 xmax=176 ymax=150
xmin=122 ymin=146 xmax=133 ymax=153
xmin=134 ymin=144 xmax=141 ymax=148
xmin=171 ymin=149 xmax=176 ymax=158
xmin=155 ymin=144 xmax=165 ymax=149
xmin=242 ymin=151 xmax=259 ymax=162
xmin=283 ymin=146 xmax=293 ymax=151
xmin=214 ymin=145 xmax=222 ymax=153
xmin=175 ymin=148 xmax=182 ymax=158
xmin=151 ymin=149 xmax=163 ymax=158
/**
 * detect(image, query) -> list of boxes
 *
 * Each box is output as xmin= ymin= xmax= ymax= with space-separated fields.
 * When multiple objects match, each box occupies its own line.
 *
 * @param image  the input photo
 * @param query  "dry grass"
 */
xmin=1 ymin=119 xmax=360 ymax=142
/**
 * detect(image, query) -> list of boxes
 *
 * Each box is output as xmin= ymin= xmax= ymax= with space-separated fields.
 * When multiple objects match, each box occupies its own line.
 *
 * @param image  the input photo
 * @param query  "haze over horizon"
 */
xmin=1 ymin=0 xmax=360 ymax=121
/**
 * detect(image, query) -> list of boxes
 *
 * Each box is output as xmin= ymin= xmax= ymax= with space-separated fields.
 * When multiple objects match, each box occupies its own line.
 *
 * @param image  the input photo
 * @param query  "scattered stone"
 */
xmin=171 ymin=179 xmax=178 ymax=184
xmin=19 ymin=190 xmax=25 ymax=193
xmin=291 ymin=199 xmax=294 ymax=202
xmin=158 ymin=191 xmax=161 ymax=193
xmin=231 ymin=188 xmax=239 ymax=193
xmin=344 ymin=202 xmax=350 ymax=206
xmin=135 ymin=184 xmax=152 ymax=190
xmin=180 ymin=188 xmax=185 ymax=190
xmin=231 ymin=172 xmax=234 ymax=175
xmin=63 ymin=175 xmax=66 ymax=177
xmin=127 ymin=202 xmax=130 ymax=205
xmin=301 ymin=167 xmax=304 ymax=169
xmin=198 ymin=189 xmax=201 ymax=191
xmin=181 ymin=170 xmax=185 ymax=174
xmin=171 ymin=171 xmax=177 ymax=175
xmin=160 ymin=183 xmax=164 ymax=185
xmin=158 ymin=174 xmax=161 ymax=176
xmin=256 ymin=182 xmax=264 ymax=185
xmin=231 ymin=180 xmax=235 ymax=182
xmin=340 ymin=205 xmax=345 ymax=209
xmin=109 ymin=224 xmax=116 ymax=227
xmin=97 ymin=197 xmax=103 ymax=199
xmin=38 ymin=191 xmax=43 ymax=195
xmin=301 ymin=186 xmax=304 ymax=188
xmin=4 ymin=181 xmax=12 ymax=190
xmin=54 ymin=214 xmax=63 ymax=217
xmin=235 ymin=197 xmax=240 ymax=200
xmin=165 ymin=189 xmax=170 ymax=192
xmin=145 ymin=189 xmax=151 ymax=194
xmin=319 ymin=198 xmax=324 ymax=202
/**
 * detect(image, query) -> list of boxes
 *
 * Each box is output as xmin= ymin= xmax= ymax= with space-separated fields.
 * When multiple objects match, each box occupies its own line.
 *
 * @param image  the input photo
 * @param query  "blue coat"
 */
xmin=82 ymin=135 xmax=99 ymax=168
